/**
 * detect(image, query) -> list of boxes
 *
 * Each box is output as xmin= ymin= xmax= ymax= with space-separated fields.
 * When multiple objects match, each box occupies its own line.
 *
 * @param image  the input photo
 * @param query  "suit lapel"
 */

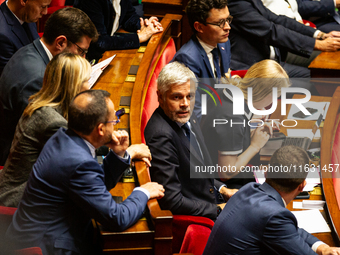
xmin=157 ymin=107 xmax=205 ymax=165
xmin=192 ymin=36 xmax=215 ymax=78
xmin=1 ymin=3 xmax=31 ymax=46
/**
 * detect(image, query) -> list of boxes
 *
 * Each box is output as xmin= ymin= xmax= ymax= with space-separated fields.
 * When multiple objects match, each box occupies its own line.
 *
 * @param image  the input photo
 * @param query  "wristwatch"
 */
xmin=217 ymin=205 xmax=222 ymax=216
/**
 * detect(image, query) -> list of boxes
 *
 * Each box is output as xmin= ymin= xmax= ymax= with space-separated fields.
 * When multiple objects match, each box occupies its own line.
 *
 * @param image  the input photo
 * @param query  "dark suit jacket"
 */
xmin=172 ymin=35 xmax=231 ymax=120
xmin=74 ymin=0 xmax=141 ymax=60
xmin=0 ymin=39 xmax=49 ymax=165
xmin=6 ymin=128 xmax=148 ymax=255
xmin=297 ymin=0 xmax=340 ymax=32
xmin=145 ymin=107 xmax=224 ymax=220
xmin=0 ymin=2 xmax=39 ymax=75
xmin=203 ymin=182 xmax=320 ymax=255
xmin=228 ymin=0 xmax=317 ymax=70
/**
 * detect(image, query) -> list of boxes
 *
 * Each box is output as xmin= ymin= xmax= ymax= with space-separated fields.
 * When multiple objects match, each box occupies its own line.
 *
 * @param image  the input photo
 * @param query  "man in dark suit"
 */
xmin=5 ymin=89 xmax=164 ymax=255
xmin=228 ymin=0 xmax=340 ymax=77
xmin=297 ymin=0 xmax=340 ymax=33
xmin=0 ymin=7 xmax=98 ymax=165
xmin=203 ymin=145 xmax=340 ymax=255
xmin=145 ymin=62 xmax=237 ymax=221
xmin=172 ymin=0 xmax=231 ymax=120
xmin=74 ymin=0 xmax=163 ymax=61
xmin=0 ymin=0 xmax=51 ymax=75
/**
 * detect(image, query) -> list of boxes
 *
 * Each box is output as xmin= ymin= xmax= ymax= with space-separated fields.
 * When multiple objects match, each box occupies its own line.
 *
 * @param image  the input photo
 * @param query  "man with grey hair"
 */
xmin=144 ymin=62 xmax=237 ymax=221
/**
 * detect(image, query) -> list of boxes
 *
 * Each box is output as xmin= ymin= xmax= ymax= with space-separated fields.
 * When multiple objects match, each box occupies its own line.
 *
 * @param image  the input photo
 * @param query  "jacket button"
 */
xmin=209 ymin=188 xmax=214 ymax=194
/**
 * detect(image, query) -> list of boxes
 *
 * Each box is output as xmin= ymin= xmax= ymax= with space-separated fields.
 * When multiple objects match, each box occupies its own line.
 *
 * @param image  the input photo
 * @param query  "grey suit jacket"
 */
xmin=0 ymin=106 xmax=67 ymax=207
xmin=0 ymin=39 xmax=49 ymax=165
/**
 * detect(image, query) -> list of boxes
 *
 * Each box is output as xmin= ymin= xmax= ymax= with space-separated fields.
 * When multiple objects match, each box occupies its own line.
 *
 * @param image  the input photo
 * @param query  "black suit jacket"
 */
xmin=0 ymin=2 xmax=39 ymax=75
xmin=74 ymin=0 xmax=141 ymax=60
xmin=228 ymin=0 xmax=317 ymax=70
xmin=145 ymin=107 xmax=224 ymax=220
xmin=0 ymin=39 xmax=49 ymax=165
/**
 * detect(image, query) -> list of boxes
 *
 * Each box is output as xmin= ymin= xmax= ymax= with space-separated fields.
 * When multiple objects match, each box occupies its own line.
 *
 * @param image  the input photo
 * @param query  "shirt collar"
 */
xmin=83 ymin=138 xmax=96 ymax=158
xmin=196 ymin=36 xmax=216 ymax=55
xmin=39 ymin=39 xmax=53 ymax=61
xmin=281 ymin=197 xmax=287 ymax=207
xmin=223 ymin=88 xmax=252 ymax=120
xmin=6 ymin=0 xmax=24 ymax=24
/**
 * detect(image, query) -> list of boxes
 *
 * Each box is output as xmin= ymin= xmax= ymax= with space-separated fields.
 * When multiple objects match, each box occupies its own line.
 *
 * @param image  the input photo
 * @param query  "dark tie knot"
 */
xmin=211 ymin=48 xmax=219 ymax=57
xmin=182 ymin=123 xmax=191 ymax=141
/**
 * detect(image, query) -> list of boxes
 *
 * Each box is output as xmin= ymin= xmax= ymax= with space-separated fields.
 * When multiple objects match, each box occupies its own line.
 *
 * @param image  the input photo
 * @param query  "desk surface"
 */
xmin=309 ymin=51 xmax=340 ymax=78
xmin=269 ymin=95 xmax=335 ymax=246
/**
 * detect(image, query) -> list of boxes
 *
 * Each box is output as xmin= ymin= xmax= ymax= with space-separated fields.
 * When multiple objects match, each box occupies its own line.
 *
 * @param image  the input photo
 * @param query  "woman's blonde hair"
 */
xmin=226 ymin=59 xmax=291 ymax=102
xmin=24 ymin=53 xmax=91 ymax=119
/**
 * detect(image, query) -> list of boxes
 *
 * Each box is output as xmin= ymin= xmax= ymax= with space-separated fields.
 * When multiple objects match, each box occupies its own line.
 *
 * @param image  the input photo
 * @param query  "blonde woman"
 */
xmin=0 ymin=53 xmax=91 ymax=207
xmin=201 ymin=59 xmax=291 ymax=189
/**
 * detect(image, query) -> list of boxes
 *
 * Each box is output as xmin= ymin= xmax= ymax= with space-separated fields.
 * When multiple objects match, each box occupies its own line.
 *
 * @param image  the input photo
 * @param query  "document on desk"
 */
xmin=287 ymin=101 xmax=329 ymax=121
xmin=88 ymin=55 xmax=116 ymax=88
xmin=291 ymin=209 xmax=331 ymax=233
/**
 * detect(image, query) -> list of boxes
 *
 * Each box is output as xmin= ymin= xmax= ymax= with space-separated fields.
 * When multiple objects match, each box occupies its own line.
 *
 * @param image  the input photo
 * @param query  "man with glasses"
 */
xmin=5 ymin=89 xmax=164 ymax=254
xmin=0 ymin=7 xmax=98 ymax=165
xmin=172 ymin=0 xmax=232 ymax=121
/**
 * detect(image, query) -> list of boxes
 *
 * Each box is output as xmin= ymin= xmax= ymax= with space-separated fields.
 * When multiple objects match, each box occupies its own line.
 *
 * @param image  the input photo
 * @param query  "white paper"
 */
xmin=287 ymin=101 xmax=329 ymax=121
xmin=88 ymin=55 xmax=116 ymax=88
xmin=287 ymin=129 xmax=321 ymax=140
xmin=291 ymin=209 xmax=331 ymax=233
xmin=293 ymin=200 xmax=325 ymax=210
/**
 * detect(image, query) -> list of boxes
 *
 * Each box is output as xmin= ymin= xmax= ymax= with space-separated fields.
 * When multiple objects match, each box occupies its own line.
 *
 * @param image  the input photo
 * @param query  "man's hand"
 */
xmin=137 ymin=17 xmax=163 ymax=43
xmin=220 ymin=186 xmax=238 ymax=202
xmin=315 ymin=36 xmax=340 ymax=51
xmin=317 ymin=244 xmax=340 ymax=255
xmin=107 ymin=130 xmax=129 ymax=157
xmin=126 ymin=144 xmax=152 ymax=167
xmin=217 ymin=203 xmax=226 ymax=210
xmin=324 ymin=31 xmax=340 ymax=39
xmin=140 ymin=182 xmax=165 ymax=199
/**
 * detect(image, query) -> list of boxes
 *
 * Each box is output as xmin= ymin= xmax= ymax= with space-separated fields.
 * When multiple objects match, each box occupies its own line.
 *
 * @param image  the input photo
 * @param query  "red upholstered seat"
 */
xmin=331 ymin=120 xmax=340 ymax=210
xmin=141 ymin=38 xmax=176 ymax=143
xmin=172 ymin=215 xmax=214 ymax=253
xmin=179 ymin=224 xmax=212 ymax=255
xmin=302 ymin=19 xmax=317 ymax=29
xmin=230 ymin=69 xmax=247 ymax=78
xmin=14 ymin=247 xmax=43 ymax=255
xmin=49 ymin=0 xmax=66 ymax=6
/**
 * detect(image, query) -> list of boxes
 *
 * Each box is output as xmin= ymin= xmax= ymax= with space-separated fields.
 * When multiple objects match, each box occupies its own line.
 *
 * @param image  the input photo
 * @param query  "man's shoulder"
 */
xmin=145 ymin=108 xmax=177 ymax=140
xmin=174 ymin=37 xmax=202 ymax=57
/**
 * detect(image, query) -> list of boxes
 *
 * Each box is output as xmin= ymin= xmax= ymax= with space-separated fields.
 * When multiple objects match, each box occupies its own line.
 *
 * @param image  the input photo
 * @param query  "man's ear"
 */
xmin=157 ymin=90 xmax=163 ymax=105
xmin=297 ymin=180 xmax=307 ymax=192
xmin=21 ymin=0 xmax=28 ymax=6
xmin=97 ymin=123 xmax=105 ymax=137
xmin=194 ymin=21 xmax=204 ymax=34
xmin=55 ymin=36 xmax=68 ymax=53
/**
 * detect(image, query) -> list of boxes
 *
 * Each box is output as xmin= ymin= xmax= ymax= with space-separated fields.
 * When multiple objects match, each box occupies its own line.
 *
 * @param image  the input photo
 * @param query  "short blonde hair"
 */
xmin=24 ymin=53 xmax=91 ymax=119
xmin=227 ymin=60 xmax=291 ymax=102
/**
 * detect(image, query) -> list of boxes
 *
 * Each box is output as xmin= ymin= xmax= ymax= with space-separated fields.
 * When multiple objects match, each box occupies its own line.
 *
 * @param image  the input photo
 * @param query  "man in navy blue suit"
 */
xmin=6 ymin=89 xmax=164 ymax=255
xmin=74 ymin=0 xmax=163 ymax=61
xmin=0 ymin=7 xmax=98 ymax=166
xmin=0 ymin=0 xmax=51 ymax=75
xmin=297 ymin=0 xmax=340 ymax=33
xmin=203 ymin=145 xmax=340 ymax=255
xmin=172 ymin=0 xmax=231 ymax=121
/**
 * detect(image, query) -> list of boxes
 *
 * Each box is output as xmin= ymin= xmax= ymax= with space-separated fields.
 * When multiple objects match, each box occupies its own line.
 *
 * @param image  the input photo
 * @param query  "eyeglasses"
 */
xmin=69 ymin=40 xmax=88 ymax=57
xmin=105 ymin=119 xmax=120 ymax=126
xmin=206 ymin=15 xmax=233 ymax=29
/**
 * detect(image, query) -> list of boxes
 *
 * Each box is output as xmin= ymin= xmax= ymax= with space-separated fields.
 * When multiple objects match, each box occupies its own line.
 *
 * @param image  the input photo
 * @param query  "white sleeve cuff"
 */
xmin=312 ymin=241 xmax=326 ymax=252
xmin=334 ymin=0 xmax=337 ymax=8
xmin=313 ymin=30 xmax=321 ymax=39
xmin=133 ymin=187 xmax=150 ymax=199
xmin=218 ymin=184 xmax=227 ymax=192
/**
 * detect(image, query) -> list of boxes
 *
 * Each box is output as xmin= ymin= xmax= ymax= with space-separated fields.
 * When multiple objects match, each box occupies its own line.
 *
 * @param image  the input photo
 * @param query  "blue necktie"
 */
xmin=211 ymin=48 xmax=221 ymax=79
xmin=182 ymin=123 xmax=203 ymax=159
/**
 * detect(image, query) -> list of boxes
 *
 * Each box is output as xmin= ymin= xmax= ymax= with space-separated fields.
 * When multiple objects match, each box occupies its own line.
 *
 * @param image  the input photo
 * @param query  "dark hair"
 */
xmin=186 ymin=0 xmax=229 ymax=33
xmin=266 ymin=145 xmax=310 ymax=193
xmin=43 ymin=7 xmax=98 ymax=45
xmin=68 ymin=90 xmax=111 ymax=135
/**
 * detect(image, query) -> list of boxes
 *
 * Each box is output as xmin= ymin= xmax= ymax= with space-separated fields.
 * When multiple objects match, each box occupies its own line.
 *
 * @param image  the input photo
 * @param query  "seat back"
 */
xmin=140 ymin=38 xmax=176 ymax=143
xmin=332 ymin=117 xmax=340 ymax=209
xmin=0 ymin=206 xmax=17 ymax=251
xmin=179 ymin=224 xmax=212 ymax=255
xmin=172 ymin=215 xmax=214 ymax=253
xmin=14 ymin=247 xmax=43 ymax=255
xmin=49 ymin=0 xmax=66 ymax=6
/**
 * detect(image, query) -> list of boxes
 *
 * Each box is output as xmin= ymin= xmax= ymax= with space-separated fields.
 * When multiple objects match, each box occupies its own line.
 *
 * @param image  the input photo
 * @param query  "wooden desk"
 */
xmin=268 ymin=95 xmax=336 ymax=246
xmin=309 ymin=51 xmax=340 ymax=96
xmin=92 ymin=14 xmax=180 ymax=255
